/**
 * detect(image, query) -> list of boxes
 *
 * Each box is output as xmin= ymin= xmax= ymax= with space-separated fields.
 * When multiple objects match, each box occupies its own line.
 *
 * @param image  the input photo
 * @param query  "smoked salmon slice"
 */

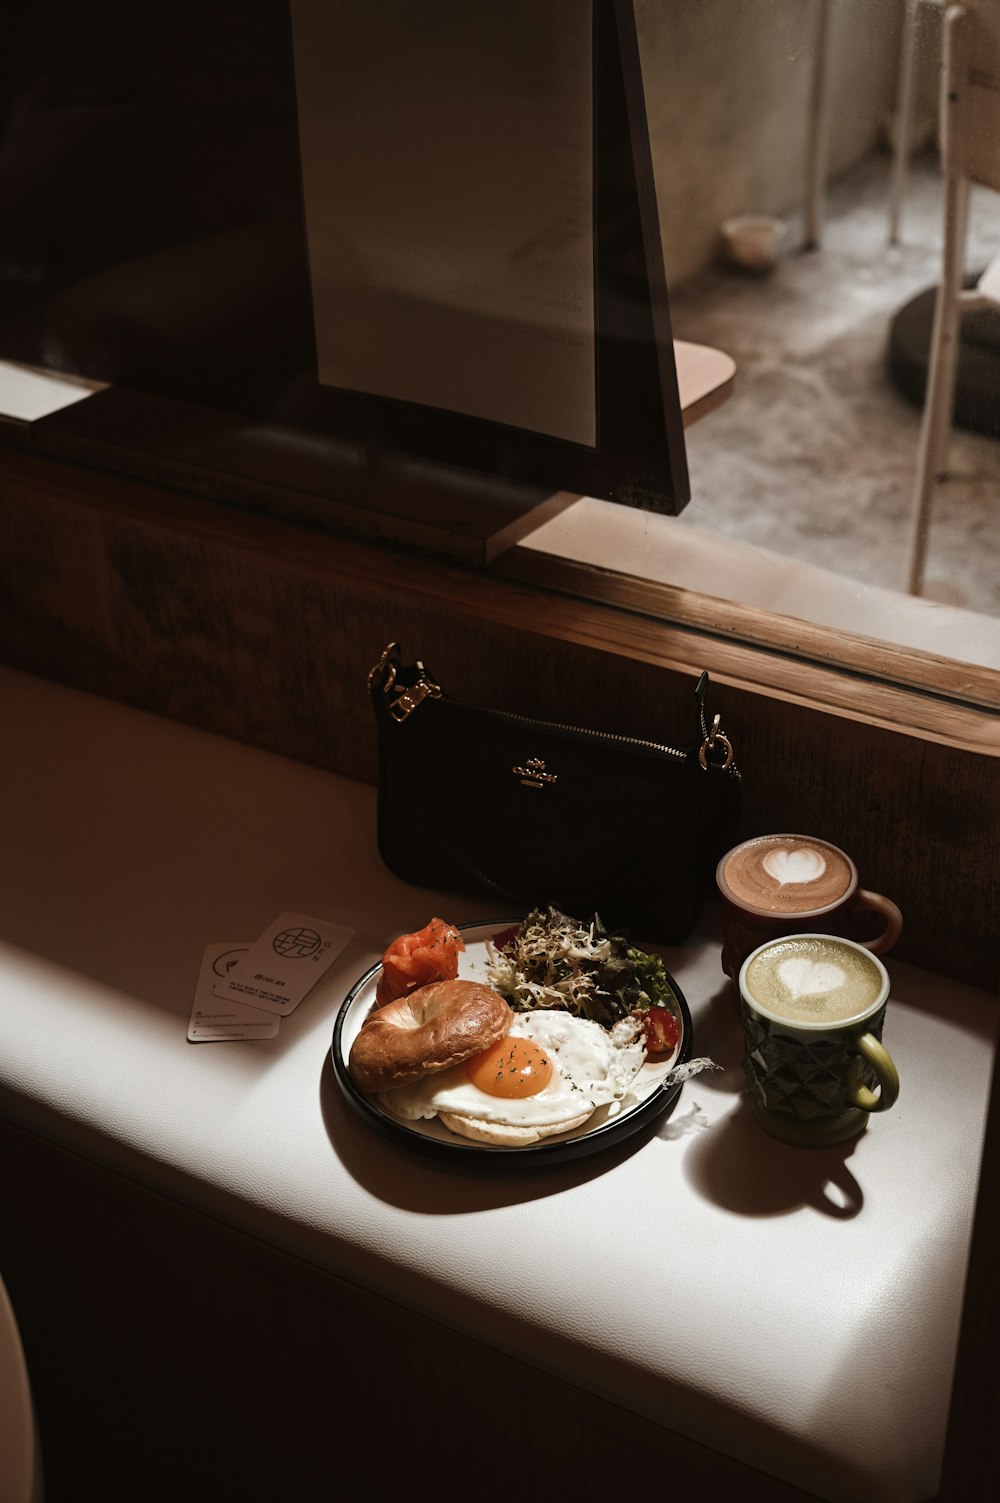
xmin=375 ymin=917 xmax=465 ymax=1006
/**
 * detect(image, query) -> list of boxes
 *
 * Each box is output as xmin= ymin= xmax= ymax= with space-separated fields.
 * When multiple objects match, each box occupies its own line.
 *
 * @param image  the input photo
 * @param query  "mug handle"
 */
xmin=849 ymin=1032 xmax=900 ymax=1113
xmin=855 ymin=889 xmax=903 ymax=955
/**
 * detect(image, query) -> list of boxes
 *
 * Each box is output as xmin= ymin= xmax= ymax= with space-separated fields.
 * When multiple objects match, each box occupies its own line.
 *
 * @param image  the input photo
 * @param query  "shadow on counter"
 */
xmin=318 ymin=1049 xmax=690 ymax=1214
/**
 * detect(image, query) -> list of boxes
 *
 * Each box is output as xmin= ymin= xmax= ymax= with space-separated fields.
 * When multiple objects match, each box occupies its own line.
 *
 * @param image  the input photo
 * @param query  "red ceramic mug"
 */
xmin=717 ymin=834 xmax=903 ymax=987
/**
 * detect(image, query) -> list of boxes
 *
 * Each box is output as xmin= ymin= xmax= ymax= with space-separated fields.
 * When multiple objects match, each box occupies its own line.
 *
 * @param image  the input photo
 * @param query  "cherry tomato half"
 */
xmin=640 ymin=1006 xmax=680 ymax=1055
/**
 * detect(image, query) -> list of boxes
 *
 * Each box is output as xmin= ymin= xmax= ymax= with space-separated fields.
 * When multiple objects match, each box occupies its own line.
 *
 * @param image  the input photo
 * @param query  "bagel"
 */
xmin=349 ymin=978 xmax=512 ymax=1094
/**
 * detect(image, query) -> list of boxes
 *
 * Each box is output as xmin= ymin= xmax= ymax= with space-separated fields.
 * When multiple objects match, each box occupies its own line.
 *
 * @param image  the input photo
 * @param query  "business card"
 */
xmin=213 ymin=911 xmax=355 ymax=1017
xmin=188 ymin=943 xmax=281 ymax=1042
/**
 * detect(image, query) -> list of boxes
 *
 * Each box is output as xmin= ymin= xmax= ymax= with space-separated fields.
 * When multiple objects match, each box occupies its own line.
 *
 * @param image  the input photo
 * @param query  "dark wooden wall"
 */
xmin=1 ymin=449 xmax=997 ymax=989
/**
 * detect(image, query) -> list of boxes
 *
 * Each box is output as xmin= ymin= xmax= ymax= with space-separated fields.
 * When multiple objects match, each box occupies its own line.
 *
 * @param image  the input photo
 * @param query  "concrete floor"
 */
xmin=668 ymin=151 xmax=1000 ymax=618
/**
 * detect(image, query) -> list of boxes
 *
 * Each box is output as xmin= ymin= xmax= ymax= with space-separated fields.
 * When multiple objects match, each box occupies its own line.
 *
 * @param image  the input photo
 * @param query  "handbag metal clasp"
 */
xmin=368 ymin=642 xmax=398 ymax=694
xmin=389 ymin=679 xmax=441 ymax=723
xmin=370 ymin=645 xmax=442 ymax=723
xmin=699 ymin=713 xmax=738 ymax=776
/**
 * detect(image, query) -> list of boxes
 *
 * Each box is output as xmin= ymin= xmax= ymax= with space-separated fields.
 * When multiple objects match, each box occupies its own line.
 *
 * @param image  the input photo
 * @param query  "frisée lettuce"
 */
xmin=485 ymin=905 xmax=679 ymax=1029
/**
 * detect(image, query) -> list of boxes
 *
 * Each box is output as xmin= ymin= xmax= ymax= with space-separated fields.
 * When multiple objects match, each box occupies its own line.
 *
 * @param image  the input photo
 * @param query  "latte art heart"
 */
xmin=777 ymin=957 xmax=846 ymax=999
xmin=762 ymin=847 xmax=827 ymax=886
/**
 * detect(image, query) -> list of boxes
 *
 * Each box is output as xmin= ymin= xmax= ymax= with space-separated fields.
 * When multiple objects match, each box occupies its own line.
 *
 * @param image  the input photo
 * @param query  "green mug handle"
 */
xmin=849 ymin=1031 xmax=900 ymax=1113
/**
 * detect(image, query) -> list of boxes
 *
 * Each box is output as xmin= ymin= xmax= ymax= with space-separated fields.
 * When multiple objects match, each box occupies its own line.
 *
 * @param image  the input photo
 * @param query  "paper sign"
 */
xmin=214 ymin=911 xmax=355 ymax=1017
xmin=188 ymin=944 xmax=281 ymax=1042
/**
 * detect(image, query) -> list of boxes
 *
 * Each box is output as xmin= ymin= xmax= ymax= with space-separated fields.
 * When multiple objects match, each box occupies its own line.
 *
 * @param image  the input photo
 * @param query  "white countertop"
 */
xmin=0 ymin=665 xmax=995 ymax=1503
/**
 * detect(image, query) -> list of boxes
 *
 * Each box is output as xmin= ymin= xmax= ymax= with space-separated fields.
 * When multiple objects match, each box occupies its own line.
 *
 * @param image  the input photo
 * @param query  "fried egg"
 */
xmin=378 ymin=1010 xmax=647 ymax=1132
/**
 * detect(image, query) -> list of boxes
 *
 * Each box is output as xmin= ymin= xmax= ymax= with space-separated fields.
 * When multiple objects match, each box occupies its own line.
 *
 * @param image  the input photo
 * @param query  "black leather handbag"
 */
xmin=369 ymin=643 xmax=741 ymax=942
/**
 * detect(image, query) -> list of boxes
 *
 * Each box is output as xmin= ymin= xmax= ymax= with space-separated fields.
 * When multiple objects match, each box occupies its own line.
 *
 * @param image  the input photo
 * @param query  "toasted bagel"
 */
xmin=349 ymin=978 xmax=511 ymax=1094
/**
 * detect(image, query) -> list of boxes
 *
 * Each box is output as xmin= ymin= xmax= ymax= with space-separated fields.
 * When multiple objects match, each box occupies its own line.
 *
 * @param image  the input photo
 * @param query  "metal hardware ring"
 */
xmin=699 ymin=731 xmax=734 ymax=771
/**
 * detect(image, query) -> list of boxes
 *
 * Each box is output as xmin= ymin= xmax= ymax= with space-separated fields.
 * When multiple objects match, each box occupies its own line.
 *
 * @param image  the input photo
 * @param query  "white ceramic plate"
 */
xmin=331 ymin=920 xmax=693 ymax=1167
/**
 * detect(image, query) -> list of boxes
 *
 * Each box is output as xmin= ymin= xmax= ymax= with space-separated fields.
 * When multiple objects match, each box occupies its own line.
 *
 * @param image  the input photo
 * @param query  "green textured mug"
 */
xmin=739 ymin=933 xmax=899 ymax=1147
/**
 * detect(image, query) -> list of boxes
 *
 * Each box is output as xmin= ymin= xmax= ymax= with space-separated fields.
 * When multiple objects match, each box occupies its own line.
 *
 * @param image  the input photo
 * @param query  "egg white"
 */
xmin=378 ymin=1009 xmax=647 ymax=1128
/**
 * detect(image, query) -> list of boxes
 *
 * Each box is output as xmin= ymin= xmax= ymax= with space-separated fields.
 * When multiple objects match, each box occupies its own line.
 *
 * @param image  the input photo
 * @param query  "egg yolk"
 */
xmin=465 ymin=1037 xmax=554 ymax=1098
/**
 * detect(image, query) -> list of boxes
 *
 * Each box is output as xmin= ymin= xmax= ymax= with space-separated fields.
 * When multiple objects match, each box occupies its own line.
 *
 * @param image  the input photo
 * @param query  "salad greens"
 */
xmin=485 ymin=905 xmax=679 ymax=1029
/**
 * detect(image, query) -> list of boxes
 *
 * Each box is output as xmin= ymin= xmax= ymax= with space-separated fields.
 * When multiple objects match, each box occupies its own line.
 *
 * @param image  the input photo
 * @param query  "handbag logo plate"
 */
xmin=513 ymin=757 xmax=557 ymax=790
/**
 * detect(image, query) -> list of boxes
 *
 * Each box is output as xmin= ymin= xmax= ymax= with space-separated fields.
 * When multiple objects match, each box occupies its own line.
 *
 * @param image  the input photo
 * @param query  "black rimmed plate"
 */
xmin=330 ymin=919 xmax=694 ymax=1168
